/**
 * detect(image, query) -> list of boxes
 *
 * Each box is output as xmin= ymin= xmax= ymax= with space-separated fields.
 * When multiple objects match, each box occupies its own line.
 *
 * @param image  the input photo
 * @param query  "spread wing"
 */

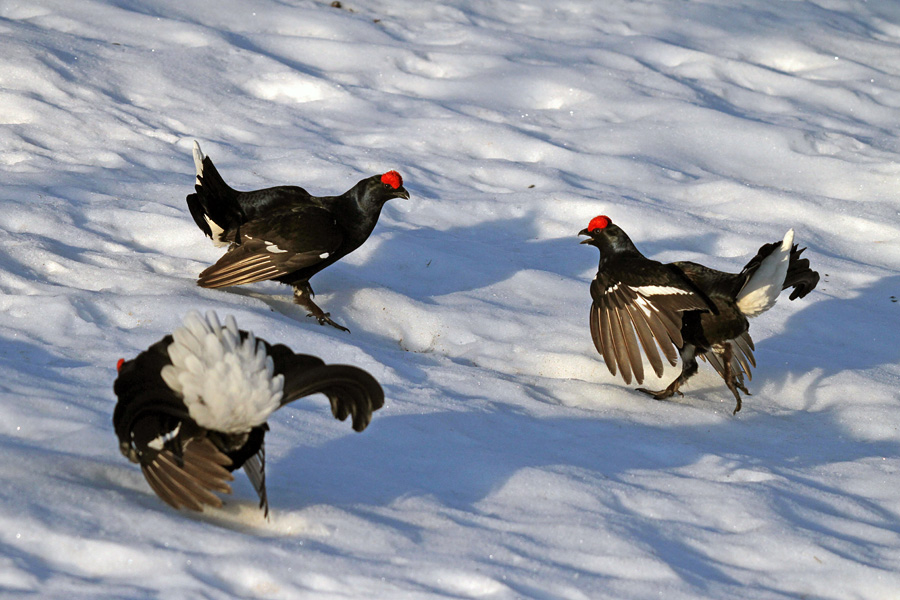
xmin=114 ymin=340 xmax=235 ymax=511
xmin=279 ymin=362 xmax=385 ymax=433
xmin=197 ymin=206 xmax=342 ymax=288
xmin=589 ymin=262 xmax=714 ymax=385
xmin=700 ymin=331 xmax=756 ymax=384
xmin=139 ymin=435 xmax=235 ymax=512
xmin=242 ymin=448 xmax=268 ymax=517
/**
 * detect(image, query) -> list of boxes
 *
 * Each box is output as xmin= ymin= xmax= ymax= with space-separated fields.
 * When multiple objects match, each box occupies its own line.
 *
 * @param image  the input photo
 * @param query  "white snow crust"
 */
xmin=1 ymin=1 xmax=898 ymax=599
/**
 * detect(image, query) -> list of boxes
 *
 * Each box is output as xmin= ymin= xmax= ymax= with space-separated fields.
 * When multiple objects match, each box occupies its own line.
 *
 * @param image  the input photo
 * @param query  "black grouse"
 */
xmin=579 ymin=215 xmax=819 ymax=413
xmin=186 ymin=141 xmax=410 ymax=332
xmin=113 ymin=310 xmax=384 ymax=515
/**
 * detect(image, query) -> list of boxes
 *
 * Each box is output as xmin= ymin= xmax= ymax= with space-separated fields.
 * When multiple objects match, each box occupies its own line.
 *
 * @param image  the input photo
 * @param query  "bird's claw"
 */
xmin=637 ymin=387 xmax=683 ymax=400
xmin=308 ymin=312 xmax=350 ymax=333
xmin=728 ymin=385 xmax=749 ymax=415
xmin=294 ymin=290 xmax=350 ymax=333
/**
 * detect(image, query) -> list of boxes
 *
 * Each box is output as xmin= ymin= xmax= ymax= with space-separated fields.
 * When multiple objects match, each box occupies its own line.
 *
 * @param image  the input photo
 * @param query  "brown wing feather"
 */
xmin=638 ymin=300 xmax=680 ymax=367
xmin=142 ymin=462 xmax=202 ymax=511
xmin=592 ymin=303 xmax=618 ymax=378
xmin=609 ymin=289 xmax=644 ymax=384
xmin=700 ymin=333 xmax=755 ymax=385
xmin=734 ymin=331 xmax=756 ymax=362
xmin=156 ymin=452 xmax=226 ymax=506
xmin=606 ymin=301 xmax=634 ymax=385
xmin=140 ymin=437 xmax=234 ymax=511
xmin=624 ymin=301 xmax=665 ymax=378
xmin=197 ymin=205 xmax=343 ymax=288
xmin=198 ymin=243 xmax=326 ymax=288
xmin=181 ymin=437 xmax=235 ymax=493
xmin=732 ymin=331 xmax=756 ymax=381
xmin=590 ymin=273 xmax=716 ymax=385
xmin=589 ymin=303 xmax=603 ymax=356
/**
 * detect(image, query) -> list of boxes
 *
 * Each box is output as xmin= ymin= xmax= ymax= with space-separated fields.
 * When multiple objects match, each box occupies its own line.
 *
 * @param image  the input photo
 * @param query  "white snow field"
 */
xmin=1 ymin=0 xmax=899 ymax=598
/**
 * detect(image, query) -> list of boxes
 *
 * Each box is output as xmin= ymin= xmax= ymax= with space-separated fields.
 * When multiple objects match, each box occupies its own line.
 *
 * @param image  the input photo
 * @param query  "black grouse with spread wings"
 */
xmin=580 ymin=215 xmax=819 ymax=413
xmin=113 ymin=311 xmax=384 ymax=515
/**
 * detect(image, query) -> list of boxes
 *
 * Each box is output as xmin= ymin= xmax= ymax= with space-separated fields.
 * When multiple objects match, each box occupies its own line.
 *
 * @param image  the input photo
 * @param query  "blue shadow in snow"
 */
xmin=265 ymin=398 xmax=898 ymax=591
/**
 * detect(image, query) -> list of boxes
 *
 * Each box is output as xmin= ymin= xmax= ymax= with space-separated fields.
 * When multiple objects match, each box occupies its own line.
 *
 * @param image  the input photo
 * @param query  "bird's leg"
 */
xmin=721 ymin=343 xmax=751 ymax=415
xmin=638 ymin=345 xmax=699 ymax=401
xmin=292 ymin=283 xmax=350 ymax=333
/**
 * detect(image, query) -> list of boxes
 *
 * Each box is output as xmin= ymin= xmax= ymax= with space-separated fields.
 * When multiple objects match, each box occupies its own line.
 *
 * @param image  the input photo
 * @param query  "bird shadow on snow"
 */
xmin=749 ymin=273 xmax=900 ymax=408
xmin=227 ymin=273 xmax=900 ymax=586
xmin=279 ymin=403 xmax=900 ymax=511
xmin=207 ymin=212 xmax=585 ymax=330
xmin=335 ymin=213 xmax=588 ymax=299
xmin=0 ymin=336 xmax=91 ymax=374
xmin=208 ymin=212 xmax=724 ymax=332
xmin=266 ymin=400 xmax=899 ymax=583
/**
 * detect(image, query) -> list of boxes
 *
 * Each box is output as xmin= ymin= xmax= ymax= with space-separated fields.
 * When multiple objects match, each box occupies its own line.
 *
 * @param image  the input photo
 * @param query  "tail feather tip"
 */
xmin=192 ymin=140 xmax=204 ymax=180
xmin=782 ymin=228 xmax=795 ymax=250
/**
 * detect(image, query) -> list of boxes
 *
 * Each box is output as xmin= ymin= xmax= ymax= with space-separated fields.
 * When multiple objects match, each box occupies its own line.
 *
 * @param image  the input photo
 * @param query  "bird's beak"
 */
xmin=578 ymin=228 xmax=592 ymax=243
xmin=395 ymin=187 xmax=410 ymax=200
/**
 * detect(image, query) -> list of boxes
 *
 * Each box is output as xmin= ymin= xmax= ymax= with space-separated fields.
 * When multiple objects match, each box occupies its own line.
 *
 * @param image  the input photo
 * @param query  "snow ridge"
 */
xmin=160 ymin=311 xmax=283 ymax=433
xmin=736 ymin=229 xmax=793 ymax=317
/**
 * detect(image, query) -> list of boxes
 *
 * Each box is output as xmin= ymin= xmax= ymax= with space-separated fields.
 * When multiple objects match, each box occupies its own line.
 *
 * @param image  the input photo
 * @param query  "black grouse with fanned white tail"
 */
xmin=186 ymin=141 xmax=410 ymax=332
xmin=579 ymin=216 xmax=818 ymax=413
xmin=113 ymin=311 xmax=384 ymax=515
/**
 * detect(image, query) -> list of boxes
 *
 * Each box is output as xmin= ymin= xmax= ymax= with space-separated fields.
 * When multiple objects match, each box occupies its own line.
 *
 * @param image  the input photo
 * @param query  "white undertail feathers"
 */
xmin=160 ymin=311 xmax=284 ymax=433
xmin=736 ymin=229 xmax=793 ymax=318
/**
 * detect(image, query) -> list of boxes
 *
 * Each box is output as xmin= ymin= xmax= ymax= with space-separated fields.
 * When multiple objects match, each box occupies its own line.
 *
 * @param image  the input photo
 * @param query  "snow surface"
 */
xmin=1 ymin=0 xmax=899 ymax=598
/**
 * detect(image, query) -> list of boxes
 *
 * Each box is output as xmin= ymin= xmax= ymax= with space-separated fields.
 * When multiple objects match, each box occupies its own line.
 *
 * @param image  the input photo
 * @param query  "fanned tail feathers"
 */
xmin=736 ymin=229 xmax=819 ymax=317
xmin=783 ymin=244 xmax=820 ymax=300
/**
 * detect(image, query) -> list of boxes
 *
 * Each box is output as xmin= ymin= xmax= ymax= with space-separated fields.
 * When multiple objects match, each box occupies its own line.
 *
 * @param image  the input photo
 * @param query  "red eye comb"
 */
xmin=116 ymin=358 xmax=125 ymax=372
xmin=588 ymin=215 xmax=610 ymax=232
xmin=381 ymin=171 xmax=402 ymax=189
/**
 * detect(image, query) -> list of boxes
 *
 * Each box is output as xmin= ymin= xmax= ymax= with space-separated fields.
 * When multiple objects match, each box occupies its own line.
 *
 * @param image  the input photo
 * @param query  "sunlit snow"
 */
xmin=1 ymin=1 xmax=898 ymax=598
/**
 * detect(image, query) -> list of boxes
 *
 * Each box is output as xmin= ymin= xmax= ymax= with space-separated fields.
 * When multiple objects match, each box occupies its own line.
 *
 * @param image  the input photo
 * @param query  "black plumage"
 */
xmin=113 ymin=312 xmax=384 ymax=515
xmin=580 ymin=215 xmax=819 ymax=413
xmin=187 ymin=142 xmax=410 ymax=332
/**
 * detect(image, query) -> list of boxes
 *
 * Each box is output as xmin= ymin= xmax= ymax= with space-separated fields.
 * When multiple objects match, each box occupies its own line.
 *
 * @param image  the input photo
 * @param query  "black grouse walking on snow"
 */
xmin=113 ymin=311 xmax=384 ymax=515
xmin=579 ymin=215 xmax=819 ymax=413
xmin=187 ymin=141 xmax=410 ymax=332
